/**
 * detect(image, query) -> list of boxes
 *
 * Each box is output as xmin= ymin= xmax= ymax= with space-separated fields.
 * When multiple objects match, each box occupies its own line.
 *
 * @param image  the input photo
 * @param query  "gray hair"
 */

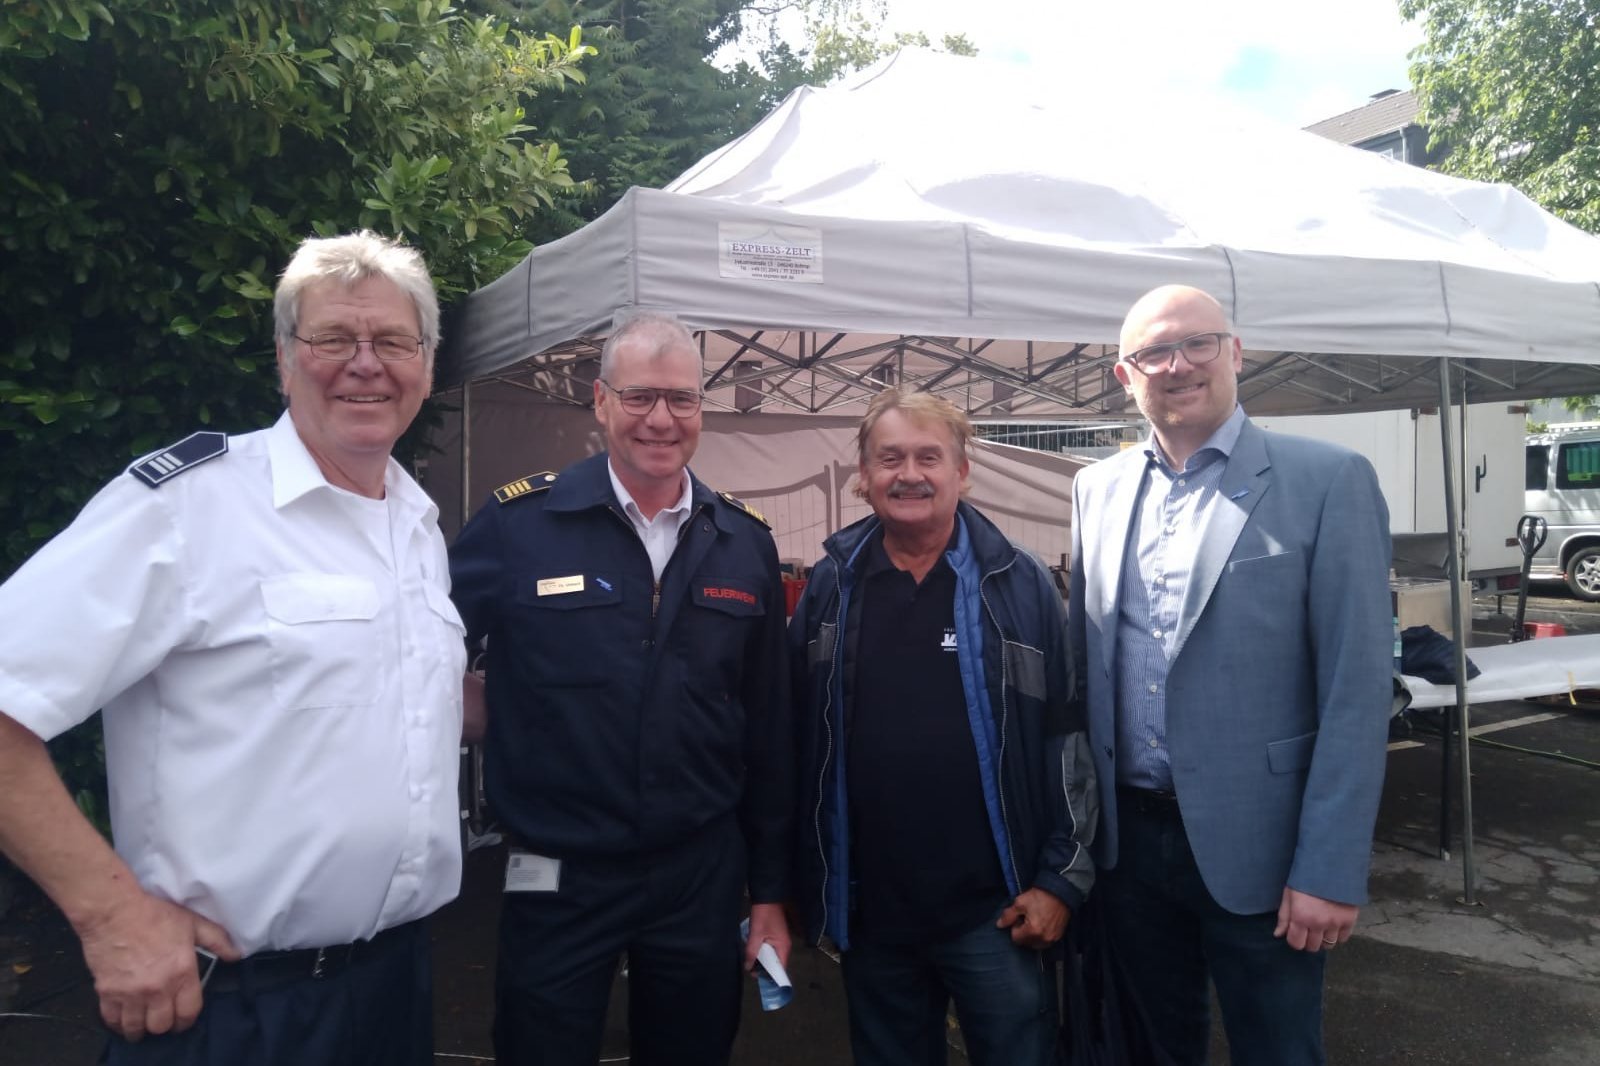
xmin=856 ymin=388 xmax=975 ymax=465
xmin=274 ymin=231 xmax=440 ymax=370
xmin=598 ymin=311 xmax=700 ymax=382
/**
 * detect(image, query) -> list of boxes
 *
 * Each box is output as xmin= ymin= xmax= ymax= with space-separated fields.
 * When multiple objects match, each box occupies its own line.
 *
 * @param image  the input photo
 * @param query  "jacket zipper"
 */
xmin=979 ymin=557 xmax=1025 ymax=893
xmin=812 ymin=564 xmax=843 ymax=945
xmin=608 ymin=504 xmax=689 ymax=621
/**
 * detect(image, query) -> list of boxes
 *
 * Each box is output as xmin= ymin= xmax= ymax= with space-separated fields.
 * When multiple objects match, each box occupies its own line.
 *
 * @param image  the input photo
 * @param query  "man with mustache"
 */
xmin=449 ymin=311 xmax=792 ymax=1066
xmin=790 ymin=389 xmax=1096 ymax=1066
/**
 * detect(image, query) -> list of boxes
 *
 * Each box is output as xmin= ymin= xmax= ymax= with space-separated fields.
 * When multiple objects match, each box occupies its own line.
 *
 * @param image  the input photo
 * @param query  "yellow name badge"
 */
xmin=536 ymin=575 xmax=585 ymax=596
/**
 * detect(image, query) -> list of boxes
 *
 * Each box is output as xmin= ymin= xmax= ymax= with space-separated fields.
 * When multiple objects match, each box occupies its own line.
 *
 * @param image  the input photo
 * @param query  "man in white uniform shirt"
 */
xmin=0 ymin=231 xmax=472 ymax=1065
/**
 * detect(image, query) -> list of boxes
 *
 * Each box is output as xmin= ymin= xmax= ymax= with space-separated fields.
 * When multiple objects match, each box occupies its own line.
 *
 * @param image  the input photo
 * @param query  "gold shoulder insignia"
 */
xmin=494 ymin=472 xmax=558 ymax=504
xmin=718 ymin=491 xmax=769 ymax=528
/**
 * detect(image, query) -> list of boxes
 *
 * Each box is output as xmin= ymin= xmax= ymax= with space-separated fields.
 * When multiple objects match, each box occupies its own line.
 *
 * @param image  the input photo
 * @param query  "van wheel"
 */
xmin=1566 ymin=546 xmax=1600 ymax=601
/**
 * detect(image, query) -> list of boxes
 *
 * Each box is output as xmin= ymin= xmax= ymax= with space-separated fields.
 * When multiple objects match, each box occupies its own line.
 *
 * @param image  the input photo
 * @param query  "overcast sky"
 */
xmin=860 ymin=0 xmax=1423 ymax=129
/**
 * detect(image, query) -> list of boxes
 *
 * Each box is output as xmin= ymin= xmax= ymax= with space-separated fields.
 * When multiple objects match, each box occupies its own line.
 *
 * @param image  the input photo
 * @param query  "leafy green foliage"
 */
xmin=469 ymin=0 xmax=956 ymax=236
xmin=1402 ymin=0 xmax=1600 ymax=231
xmin=1 ymin=0 xmax=588 ymax=821
xmin=465 ymin=0 xmax=757 ymax=239
xmin=1562 ymin=394 xmax=1599 ymax=418
xmin=728 ymin=11 xmax=978 ymax=125
xmin=1 ymin=0 xmax=588 ymax=565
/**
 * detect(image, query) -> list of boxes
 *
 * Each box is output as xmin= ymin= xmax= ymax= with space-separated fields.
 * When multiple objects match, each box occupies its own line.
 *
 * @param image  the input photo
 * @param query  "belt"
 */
xmin=204 ymin=919 xmax=418 ymax=995
xmin=1116 ymin=785 xmax=1182 ymax=816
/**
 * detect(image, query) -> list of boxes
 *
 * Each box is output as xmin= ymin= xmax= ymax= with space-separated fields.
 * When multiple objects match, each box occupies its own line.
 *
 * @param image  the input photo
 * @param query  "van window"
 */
xmin=1556 ymin=440 xmax=1600 ymax=489
xmin=1527 ymin=444 xmax=1549 ymax=490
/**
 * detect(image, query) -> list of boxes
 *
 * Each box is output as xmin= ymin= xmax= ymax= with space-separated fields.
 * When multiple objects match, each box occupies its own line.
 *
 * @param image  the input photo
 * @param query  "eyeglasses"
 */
xmin=600 ymin=380 xmax=703 ymax=418
xmin=294 ymin=333 xmax=424 ymax=362
xmin=1121 ymin=331 xmax=1232 ymax=375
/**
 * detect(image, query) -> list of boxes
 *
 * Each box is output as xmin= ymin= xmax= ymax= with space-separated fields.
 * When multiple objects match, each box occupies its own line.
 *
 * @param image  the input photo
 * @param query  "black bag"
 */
xmin=1400 ymin=624 xmax=1481 ymax=684
xmin=1058 ymin=899 xmax=1180 ymax=1066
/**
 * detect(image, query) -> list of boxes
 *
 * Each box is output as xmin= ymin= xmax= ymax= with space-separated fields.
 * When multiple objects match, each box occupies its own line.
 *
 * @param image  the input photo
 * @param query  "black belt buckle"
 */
xmin=1118 ymin=785 xmax=1180 ymax=816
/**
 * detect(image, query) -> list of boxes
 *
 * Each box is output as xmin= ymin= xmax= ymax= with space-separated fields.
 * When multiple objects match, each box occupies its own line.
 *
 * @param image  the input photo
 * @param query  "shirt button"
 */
xmin=1148 ymin=683 xmax=1159 ymax=694
xmin=1155 ymin=576 xmax=1165 ymax=587
xmin=1148 ymin=737 xmax=1159 ymax=748
xmin=1151 ymin=628 xmax=1163 ymax=639
xmin=1177 ymin=478 xmax=1187 ymax=487
xmin=641 ymin=638 xmax=653 ymax=648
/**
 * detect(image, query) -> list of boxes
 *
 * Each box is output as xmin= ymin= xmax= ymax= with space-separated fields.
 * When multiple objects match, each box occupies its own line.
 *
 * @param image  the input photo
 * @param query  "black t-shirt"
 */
xmin=847 ymin=529 xmax=1009 ymax=946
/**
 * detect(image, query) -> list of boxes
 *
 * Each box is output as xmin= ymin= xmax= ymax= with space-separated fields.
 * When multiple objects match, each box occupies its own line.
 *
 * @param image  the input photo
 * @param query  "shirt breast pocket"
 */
xmin=511 ymin=577 xmax=624 ymax=687
xmin=689 ymin=577 xmax=766 ymax=677
xmin=260 ymin=573 xmax=381 ymax=710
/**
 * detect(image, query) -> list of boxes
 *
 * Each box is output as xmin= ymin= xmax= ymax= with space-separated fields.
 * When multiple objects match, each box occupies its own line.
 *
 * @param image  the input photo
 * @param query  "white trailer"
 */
xmin=1253 ymin=404 xmax=1526 ymax=587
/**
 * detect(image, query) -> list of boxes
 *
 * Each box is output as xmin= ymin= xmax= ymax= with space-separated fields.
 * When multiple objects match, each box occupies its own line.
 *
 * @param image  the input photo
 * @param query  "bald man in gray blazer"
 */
xmin=1068 ymin=285 xmax=1392 ymax=1066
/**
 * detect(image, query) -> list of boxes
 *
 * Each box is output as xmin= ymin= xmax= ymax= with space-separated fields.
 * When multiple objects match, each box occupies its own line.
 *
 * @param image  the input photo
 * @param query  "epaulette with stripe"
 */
xmin=717 ymin=491 xmax=769 ymax=528
xmin=128 ymin=431 xmax=229 ymax=488
xmin=494 ymin=472 xmax=558 ymax=504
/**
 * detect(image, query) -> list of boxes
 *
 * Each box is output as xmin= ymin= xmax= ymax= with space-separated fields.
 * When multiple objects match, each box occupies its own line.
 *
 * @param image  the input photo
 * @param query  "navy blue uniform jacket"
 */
xmin=449 ymin=453 xmax=793 ymax=903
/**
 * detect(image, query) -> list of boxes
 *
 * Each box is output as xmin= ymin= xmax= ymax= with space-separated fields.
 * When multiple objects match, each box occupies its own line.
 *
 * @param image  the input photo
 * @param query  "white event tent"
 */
xmin=431 ymin=50 xmax=1600 ymax=898
xmin=439 ymin=49 xmax=1600 ymax=425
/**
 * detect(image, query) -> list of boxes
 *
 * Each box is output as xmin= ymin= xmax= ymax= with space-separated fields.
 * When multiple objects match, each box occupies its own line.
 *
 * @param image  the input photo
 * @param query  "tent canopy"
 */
xmin=441 ymin=49 xmax=1600 ymax=418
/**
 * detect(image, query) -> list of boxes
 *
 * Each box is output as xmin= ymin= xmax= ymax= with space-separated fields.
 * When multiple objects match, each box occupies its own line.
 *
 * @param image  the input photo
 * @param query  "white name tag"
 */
xmin=537 ymin=575 xmax=585 ymax=596
xmin=505 ymin=848 xmax=562 ymax=892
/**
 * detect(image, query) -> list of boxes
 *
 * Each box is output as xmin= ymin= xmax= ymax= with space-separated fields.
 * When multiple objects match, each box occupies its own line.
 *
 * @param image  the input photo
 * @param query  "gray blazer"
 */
xmin=1069 ymin=418 xmax=1393 ymax=914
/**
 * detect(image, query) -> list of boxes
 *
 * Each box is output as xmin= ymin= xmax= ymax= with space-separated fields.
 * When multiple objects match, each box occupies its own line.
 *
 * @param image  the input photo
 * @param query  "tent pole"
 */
xmin=1436 ymin=358 xmax=1477 ymax=904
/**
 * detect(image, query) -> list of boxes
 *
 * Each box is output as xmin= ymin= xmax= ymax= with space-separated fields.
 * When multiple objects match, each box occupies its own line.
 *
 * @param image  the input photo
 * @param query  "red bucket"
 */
xmin=1523 ymin=621 xmax=1567 ymax=639
xmin=783 ymin=578 xmax=807 ymax=617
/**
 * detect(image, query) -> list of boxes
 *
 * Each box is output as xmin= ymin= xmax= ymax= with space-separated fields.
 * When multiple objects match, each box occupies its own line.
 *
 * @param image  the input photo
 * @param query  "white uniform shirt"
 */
xmin=607 ymin=462 xmax=694 ymax=580
xmin=0 ymin=413 xmax=466 ymax=954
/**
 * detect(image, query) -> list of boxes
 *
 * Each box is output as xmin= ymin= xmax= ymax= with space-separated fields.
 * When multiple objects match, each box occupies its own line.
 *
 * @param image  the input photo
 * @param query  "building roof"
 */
xmin=1304 ymin=89 xmax=1420 ymax=146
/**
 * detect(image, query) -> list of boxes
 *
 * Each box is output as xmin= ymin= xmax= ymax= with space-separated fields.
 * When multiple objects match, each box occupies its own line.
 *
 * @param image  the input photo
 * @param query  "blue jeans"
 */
xmin=1101 ymin=796 xmax=1327 ymax=1066
xmin=839 ymin=907 xmax=1057 ymax=1066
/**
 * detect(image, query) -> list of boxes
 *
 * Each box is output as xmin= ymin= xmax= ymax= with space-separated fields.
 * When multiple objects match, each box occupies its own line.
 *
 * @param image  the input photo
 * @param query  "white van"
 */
xmin=1524 ymin=422 xmax=1600 ymax=600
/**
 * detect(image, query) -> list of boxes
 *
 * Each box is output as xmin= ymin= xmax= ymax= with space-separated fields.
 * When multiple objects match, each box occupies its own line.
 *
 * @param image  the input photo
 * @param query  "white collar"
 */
xmin=606 ymin=461 xmax=693 ymax=524
xmin=266 ymin=412 xmax=434 ymax=526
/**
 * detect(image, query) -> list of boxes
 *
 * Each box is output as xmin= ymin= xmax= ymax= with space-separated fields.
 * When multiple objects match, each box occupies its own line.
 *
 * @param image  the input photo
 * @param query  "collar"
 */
xmin=607 ymin=460 xmax=693 ymax=525
xmin=548 ymin=453 xmax=727 ymax=528
xmin=862 ymin=522 xmax=960 ymax=579
xmin=1143 ymin=404 xmax=1247 ymax=472
xmin=830 ymin=501 xmax=1011 ymax=577
xmin=266 ymin=411 xmax=435 ymax=525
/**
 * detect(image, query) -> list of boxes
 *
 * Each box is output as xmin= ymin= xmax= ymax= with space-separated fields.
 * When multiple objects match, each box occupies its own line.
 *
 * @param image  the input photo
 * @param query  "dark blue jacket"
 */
xmin=790 ymin=501 xmax=1097 ymax=949
xmin=450 ymin=453 xmax=792 ymax=902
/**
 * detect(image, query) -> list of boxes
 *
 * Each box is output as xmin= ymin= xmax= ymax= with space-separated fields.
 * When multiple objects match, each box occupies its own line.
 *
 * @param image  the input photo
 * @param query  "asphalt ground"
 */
xmin=2 ymin=585 xmax=1597 ymax=1065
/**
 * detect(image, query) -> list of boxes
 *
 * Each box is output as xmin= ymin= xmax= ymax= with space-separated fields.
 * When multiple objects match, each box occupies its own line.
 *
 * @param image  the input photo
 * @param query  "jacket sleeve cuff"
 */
xmin=1030 ymin=868 xmax=1087 ymax=915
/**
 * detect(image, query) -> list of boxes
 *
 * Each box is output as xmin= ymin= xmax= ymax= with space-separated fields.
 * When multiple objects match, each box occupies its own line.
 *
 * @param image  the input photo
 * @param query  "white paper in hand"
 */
xmin=739 ymin=917 xmax=794 ymax=1011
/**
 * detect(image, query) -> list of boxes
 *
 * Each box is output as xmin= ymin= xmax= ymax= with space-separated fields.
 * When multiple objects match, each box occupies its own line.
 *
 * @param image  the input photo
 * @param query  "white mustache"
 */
xmin=889 ymin=482 xmax=935 ymax=499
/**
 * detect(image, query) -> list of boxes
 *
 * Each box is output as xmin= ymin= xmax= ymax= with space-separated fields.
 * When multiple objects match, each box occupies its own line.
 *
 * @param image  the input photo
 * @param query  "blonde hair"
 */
xmin=856 ymin=389 xmax=975 ymax=464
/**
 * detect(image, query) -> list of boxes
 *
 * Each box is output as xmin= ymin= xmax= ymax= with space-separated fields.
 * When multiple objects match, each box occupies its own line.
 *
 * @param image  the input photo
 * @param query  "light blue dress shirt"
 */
xmin=1114 ymin=405 xmax=1248 ymax=790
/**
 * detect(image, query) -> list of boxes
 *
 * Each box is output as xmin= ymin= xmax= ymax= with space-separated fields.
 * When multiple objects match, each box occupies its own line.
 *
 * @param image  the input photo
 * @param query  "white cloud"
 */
xmin=874 ymin=0 xmax=1424 ymax=127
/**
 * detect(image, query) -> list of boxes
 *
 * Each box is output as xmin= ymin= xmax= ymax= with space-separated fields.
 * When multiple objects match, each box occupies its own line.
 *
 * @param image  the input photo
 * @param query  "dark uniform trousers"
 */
xmin=101 ymin=919 xmax=432 ymax=1066
xmin=493 ymin=814 xmax=747 ymax=1066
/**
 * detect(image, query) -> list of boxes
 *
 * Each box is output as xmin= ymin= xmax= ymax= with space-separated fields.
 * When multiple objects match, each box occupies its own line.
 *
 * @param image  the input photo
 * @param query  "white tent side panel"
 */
xmin=425 ymin=389 xmax=1080 ymax=568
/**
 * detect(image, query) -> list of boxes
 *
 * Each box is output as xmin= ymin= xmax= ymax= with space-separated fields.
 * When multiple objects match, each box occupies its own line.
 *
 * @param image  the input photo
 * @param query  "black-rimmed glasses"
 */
xmin=294 ymin=333 xmax=423 ymax=362
xmin=1121 ymin=331 xmax=1232 ymax=375
xmin=600 ymin=380 xmax=703 ymax=417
